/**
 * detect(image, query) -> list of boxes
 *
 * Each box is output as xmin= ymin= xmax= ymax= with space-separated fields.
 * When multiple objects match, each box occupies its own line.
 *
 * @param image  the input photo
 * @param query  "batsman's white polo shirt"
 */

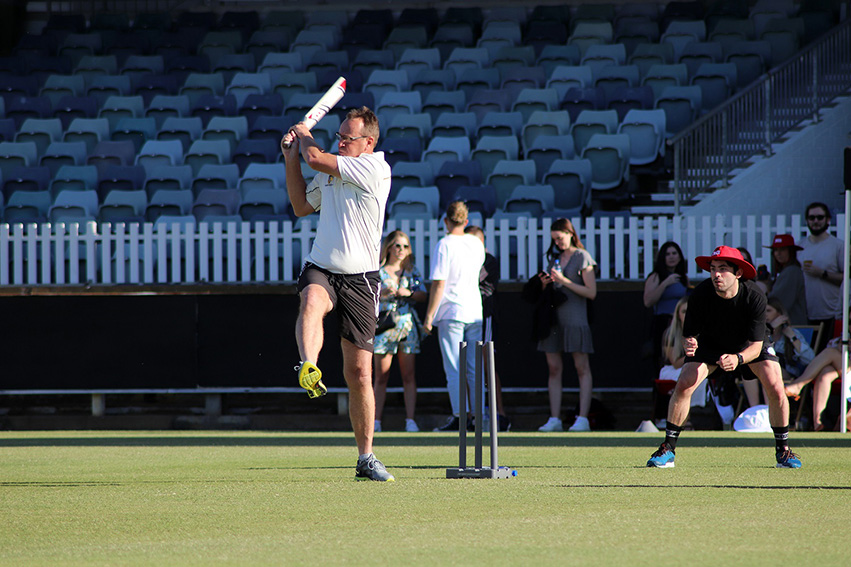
xmin=304 ymin=151 xmax=391 ymax=274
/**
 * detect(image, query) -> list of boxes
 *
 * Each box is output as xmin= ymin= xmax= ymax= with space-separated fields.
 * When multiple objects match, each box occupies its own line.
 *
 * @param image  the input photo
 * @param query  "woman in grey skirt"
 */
xmin=537 ymin=218 xmax=597 ymax=432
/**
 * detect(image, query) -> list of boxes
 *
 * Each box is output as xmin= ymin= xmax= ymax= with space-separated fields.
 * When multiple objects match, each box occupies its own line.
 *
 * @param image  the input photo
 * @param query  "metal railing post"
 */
xmin=721 ymin=110 xmax=729 ymax=188
xmin=764 ymin=79 xmax=773 ymax=156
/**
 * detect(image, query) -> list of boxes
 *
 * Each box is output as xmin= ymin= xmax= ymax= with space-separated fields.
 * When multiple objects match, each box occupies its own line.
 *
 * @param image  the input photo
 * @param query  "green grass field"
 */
xmin=2 ymin=430 xmax=850 ymax=566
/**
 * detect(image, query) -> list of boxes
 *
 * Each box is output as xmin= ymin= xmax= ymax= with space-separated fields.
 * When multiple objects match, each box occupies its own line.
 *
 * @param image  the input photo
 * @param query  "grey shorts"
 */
xmin=297 ymin=262 xmax=380 ymax=352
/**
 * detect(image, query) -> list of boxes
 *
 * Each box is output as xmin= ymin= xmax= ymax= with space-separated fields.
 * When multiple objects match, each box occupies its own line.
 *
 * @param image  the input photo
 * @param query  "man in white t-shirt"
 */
xmin=423 ymin=201 xmax=486 ymax=431
xmin=282 ymin=106 xmax=394 ymax=481
xmin=797 ymin=201 xmax=844 ymax=352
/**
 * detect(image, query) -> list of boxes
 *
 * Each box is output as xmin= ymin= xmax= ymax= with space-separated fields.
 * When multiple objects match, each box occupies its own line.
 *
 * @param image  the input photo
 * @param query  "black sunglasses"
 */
xmin=807 ymin=214 xmax=826 ymax=221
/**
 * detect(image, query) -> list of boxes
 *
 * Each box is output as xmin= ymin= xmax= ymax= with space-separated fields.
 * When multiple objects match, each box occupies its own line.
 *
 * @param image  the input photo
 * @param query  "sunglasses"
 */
xmin=335 ymin=132 xmax=368 ymax=143
xmin=807 ymin=214 xmax=826 ymax=221
xmin=392 ymin=243 xmax=410 ymax=250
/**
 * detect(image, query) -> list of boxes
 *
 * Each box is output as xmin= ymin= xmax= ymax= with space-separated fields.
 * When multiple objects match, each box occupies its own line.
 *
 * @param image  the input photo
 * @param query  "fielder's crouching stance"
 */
xmin=282 ymin=106 xmax=395 ymax=481
xmin=647 ymin=246 xmax=802 ymax=469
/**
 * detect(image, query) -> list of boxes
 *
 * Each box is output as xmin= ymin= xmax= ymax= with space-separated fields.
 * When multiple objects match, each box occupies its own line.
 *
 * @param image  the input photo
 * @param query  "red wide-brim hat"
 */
xmin=695 ymin=245 xmax=757 ymax=280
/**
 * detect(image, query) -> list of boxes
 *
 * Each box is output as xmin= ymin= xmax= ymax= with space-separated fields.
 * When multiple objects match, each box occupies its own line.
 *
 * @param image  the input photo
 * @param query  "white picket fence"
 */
xmin=0 ymin=214 xmax=843 ymax=286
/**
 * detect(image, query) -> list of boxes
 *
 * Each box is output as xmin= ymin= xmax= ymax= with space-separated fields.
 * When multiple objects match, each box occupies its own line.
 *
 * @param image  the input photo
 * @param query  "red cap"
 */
xmin=765 ymin=234 xmax=803 ymax=251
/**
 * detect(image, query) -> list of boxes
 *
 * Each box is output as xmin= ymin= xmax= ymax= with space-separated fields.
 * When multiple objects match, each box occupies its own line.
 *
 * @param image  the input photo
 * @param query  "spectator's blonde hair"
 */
xmin=445 ymin=200 xmax=468 ymax=227
xmin=662 ymin=295 xmax=689 ymax=362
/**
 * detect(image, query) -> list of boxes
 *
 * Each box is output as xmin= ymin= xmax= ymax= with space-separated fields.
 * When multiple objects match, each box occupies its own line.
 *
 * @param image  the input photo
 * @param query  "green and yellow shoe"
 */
xmin=297 ymin=361 xmax=327 ymax=399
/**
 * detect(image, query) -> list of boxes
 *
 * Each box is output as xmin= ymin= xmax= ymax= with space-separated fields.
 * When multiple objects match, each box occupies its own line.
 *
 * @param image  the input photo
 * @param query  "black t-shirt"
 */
xmin=479 ymin=252 xmax=499 ymax=319
xmin=683 ymin=279 xmax=768 ymax=360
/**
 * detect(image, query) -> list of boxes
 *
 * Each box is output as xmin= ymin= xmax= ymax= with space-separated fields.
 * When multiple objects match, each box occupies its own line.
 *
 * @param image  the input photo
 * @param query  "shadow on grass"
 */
xmin=0 ymin=434 xmax=848 ymax=449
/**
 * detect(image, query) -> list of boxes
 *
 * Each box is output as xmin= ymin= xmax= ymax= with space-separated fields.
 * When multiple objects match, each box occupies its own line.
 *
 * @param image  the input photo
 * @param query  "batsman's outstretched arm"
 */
xmin=282 ymin=136 xmax=313 ymax=217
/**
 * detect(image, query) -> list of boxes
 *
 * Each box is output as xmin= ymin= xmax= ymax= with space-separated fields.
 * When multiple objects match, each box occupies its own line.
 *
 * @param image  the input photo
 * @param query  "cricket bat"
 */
xmin=282 ymin=76 xmax=347 ymax=148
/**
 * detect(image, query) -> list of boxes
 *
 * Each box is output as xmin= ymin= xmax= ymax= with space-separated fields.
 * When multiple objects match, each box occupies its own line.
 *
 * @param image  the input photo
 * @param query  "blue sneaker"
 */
xmin=776 ymin=449 xmax=802 ymax=469
xmin=647 ymin=443 xmax=675 ymax=468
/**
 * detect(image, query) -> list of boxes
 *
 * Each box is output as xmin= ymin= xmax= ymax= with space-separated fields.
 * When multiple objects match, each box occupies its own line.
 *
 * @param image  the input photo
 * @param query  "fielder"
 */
xmin=282 ymin=106 xmax=395 ymax=481
xmin=647 ymin=246 xmax=802 ymax=469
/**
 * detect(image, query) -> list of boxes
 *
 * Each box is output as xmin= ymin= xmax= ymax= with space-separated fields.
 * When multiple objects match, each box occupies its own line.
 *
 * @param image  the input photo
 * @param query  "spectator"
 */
xmin=798 ymin=202 xmax=844 ymax=352
xmin=534 ymin=218 xmax=597 ymax=432
xmin=373 ymin=230 xmax=427 ymax=433
xmin=766 ymin=234 xmax=808 ymax=325
xmin=282 ymin=106 xmax=394 ymax=481
xmin=743 ymin=297 xmax=815 ymax=407
xmin=785 ymin=337 xmax=848 ymax=431
xmin=738 ymin=247 xmax=770 ymax=294
xmin=423 ymin=201 xmax=485 ymax=432
xmin=465 ymin=225 xmax=511 ymax=432
xmin=654 ymin=296 xmax=709 ymax=425
xmin=644 ymin=241 xmax=689 ymax=369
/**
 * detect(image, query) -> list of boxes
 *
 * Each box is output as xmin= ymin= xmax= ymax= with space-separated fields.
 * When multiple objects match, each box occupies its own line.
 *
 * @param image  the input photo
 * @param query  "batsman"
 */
xmin=281 ymin=104 xmax=394 ymax=482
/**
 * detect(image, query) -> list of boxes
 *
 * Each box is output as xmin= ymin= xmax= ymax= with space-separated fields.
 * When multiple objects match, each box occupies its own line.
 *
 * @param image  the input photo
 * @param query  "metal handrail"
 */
xmin=668 ymin=17 xmax=851 ymax=213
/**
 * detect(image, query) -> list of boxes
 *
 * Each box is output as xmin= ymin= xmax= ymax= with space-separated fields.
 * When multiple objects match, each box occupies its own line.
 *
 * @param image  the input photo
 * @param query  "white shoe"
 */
xmin=568 ymin=416 xmax=590 ymax=432
xmin=374 ymin=420 xmax=382 ymax=433
xmin=538 ymin=417 xmax=563 ymax=432
xmin=405 ymin=419 xmax=419 ymax=432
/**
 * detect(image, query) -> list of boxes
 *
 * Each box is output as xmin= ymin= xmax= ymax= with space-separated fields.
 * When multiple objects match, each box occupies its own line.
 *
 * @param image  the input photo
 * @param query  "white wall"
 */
xmin=685 ymin=94 xmax=851 ymax=219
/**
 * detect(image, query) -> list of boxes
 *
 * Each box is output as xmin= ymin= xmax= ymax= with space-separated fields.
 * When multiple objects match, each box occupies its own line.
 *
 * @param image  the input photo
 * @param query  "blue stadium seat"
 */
xmin=434 ymin=159 xmax=483 ymax=209
xmin=143 ymin=164 xmax=193 ymax=196
xmin=581 ymin=133 xmax=632 ymax=190
xmin=97 ymin=164 xmax=147 ymax=197
xmin=137 ymin=139 xmax=185 ymax=169
xmin=503 ymin=184 xmax=555 ymax=216
xmin=193 ymin=163 xmax=240 ymax=193
xmin=40 ymin=141 xmax=88 ymax=176
xmin=2 ymin=165 xmax=51 ymax=198
xmin=0 ymin=141 xmax=39 ymax=180
xmin=232 ymin=138 xmax=279 ymax=174
xmin=98 ymin=189 xmax=147 ymax=222
xmin=145 ymin=94 xmax=191 ymax=129
xmin=543 ymin=158 xmax=593 ymax=216
xmin=112 ymin=116 xmax=157 ymax=152
xmin=157 ymin=116 xmax=204 ymax=151
xmin=618 ymin=109 xmax=667 ymax=166
xmin=524 ymin=135 xmax=576 ymax=181
xmin=184 ymin=139 xmax=232 ymax=175
xmin=15 ymin=118 xmax=63 ymax=156
xmin=471 ymin=135 xmax=520 ymax=180
xmin=239 ymin=163 xmax=286 ymax=191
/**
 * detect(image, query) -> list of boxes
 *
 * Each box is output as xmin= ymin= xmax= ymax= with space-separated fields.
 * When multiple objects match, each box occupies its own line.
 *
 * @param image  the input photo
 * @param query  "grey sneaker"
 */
xmin=355 ymin=454 xmax=395 ymax=482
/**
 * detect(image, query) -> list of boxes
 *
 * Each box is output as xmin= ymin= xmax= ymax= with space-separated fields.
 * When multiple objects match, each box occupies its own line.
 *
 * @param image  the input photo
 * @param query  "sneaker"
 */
xmin=405 ymin=419 xmax=419 ymax=432
xmin=568 ymin=416 xmax=591 ymax=432
xmin=296 ymin=361 xmax=327 ymax=399
xmin=647 ymin=443 xmax=675 ymax=468
xmin=433 ymin=416 xmax=460 ymax=432
xmin=355 ymin=454 xmax=395 ymax=482
xmin=497 ymin=414 xmax=512 ymax=432
xmin=538 ymin=417 xmax=563 ymax=432
xmin=374 ymin=420 xmax=382 ymax=433
xmin=776 ymin=448 xmax=802 ymax=469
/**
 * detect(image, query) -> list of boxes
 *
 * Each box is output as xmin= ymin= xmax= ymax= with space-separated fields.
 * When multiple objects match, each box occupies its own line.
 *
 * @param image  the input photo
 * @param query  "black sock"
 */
xmin=664 ymin=423 xmax=684 ymax=450
xmin=772 ymin=426 xmax=790 ymax=452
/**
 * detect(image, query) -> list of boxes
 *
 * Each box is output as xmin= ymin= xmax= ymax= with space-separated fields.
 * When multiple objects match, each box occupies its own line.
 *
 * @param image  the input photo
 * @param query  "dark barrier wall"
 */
xmin=0 ymin=285 xmax=655 ymax=391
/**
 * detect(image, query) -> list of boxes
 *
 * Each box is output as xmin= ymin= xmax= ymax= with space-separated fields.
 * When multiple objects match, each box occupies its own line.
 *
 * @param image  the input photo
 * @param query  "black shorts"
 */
xmin=297 ymin=262 xmax=380 ymax=352
xmin=685 ymin=343 xmax=780 ymax=381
